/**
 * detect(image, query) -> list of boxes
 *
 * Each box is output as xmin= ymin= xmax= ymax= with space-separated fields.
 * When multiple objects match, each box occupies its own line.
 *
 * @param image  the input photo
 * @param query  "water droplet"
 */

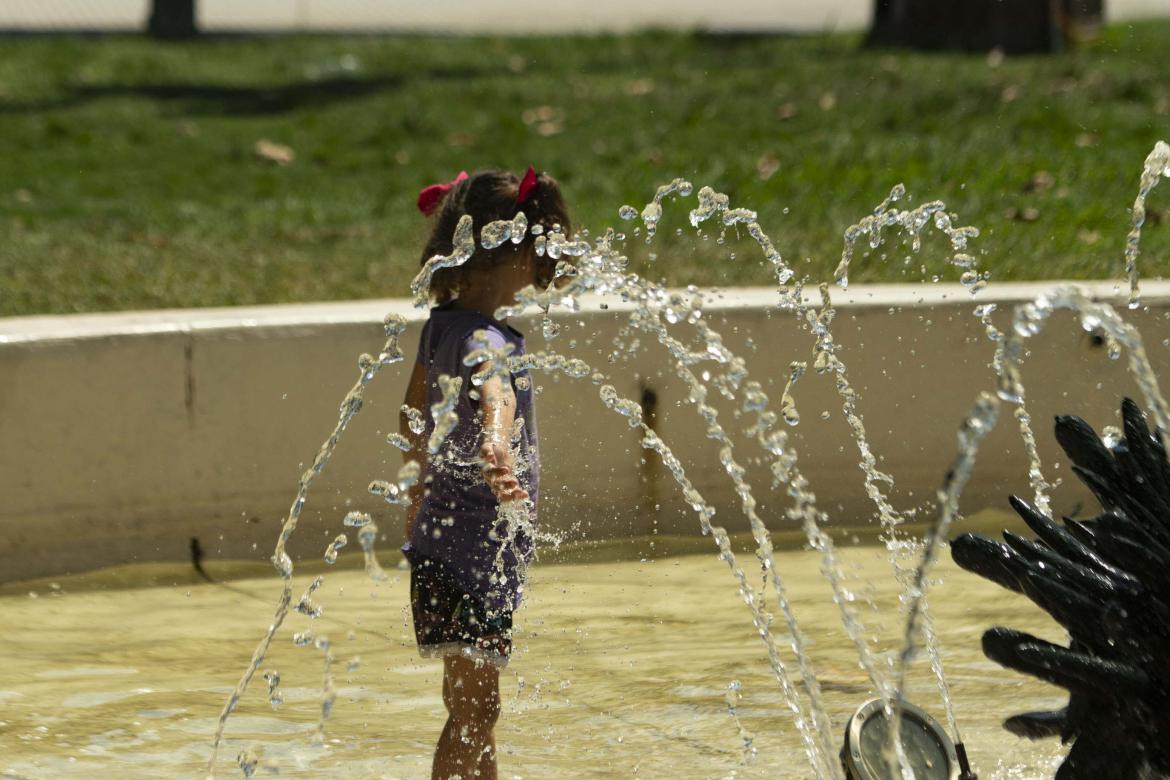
xmin=324 ymin=534 xmax=347 ymax=564
xmin=343 ymin=510 xmax=372 ymax=527
xmin=382 ymin=313 xmax=406 ymax=336
xmin=401 ymin=405 xmax=425 ymax=435
xmin=641 ymin=202 xmax=663 ymax=236
xmin=271 ymin=551 xmax=293 ymax=579
xmin=480 ymin=219 xmax=513 ymax=250
xmin=357 ymin=353 xmax=377 ymax=380
xmin=1103 ymin=425 xmax=1123 ymax=449
xmin=238 ymin=749 xmax=260 ymax=778
xmin=263 ymin=670 xmax=282 ymax=709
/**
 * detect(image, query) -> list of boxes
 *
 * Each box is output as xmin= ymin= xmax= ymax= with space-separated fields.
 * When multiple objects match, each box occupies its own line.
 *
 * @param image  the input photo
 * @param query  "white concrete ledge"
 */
xmin=4 ymin=280 xmax=1164 ymax=344
xmin=3 ymin=280 xmax=1169 ymax=582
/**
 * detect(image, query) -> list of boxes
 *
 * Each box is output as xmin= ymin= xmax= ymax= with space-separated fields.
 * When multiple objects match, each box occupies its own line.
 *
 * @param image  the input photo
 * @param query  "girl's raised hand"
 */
xmin=480 ymin=441 xmax=529 ymax=503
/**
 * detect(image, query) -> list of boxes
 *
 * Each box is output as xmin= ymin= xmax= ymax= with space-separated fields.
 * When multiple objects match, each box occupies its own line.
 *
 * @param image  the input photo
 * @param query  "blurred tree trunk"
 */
xmin=868 ymin=0 xmax=1103 ymax=53
xmin=148 ymin=0 xmax=197 ymax=39
xmin=1064 ymin=0 xmax=1105 ymax=43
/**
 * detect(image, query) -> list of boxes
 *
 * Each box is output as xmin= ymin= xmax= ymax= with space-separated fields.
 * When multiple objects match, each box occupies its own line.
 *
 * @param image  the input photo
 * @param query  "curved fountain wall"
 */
xmin=2 ymin=280 xmax=1168 ymax=582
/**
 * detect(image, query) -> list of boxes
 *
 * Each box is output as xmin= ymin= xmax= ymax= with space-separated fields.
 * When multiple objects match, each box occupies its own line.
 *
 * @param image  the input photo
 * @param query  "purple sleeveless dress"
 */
xmin=401 ymin=303 xmax=539 ymax=612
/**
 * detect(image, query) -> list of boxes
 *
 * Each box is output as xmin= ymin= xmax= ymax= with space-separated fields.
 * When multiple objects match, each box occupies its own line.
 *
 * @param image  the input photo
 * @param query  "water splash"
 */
xmin=888 ymin=250 xmax=1170 ymax=773
xmin=323 ymin=535 xmax=347 ymax=565
xmin=779 ymin=361 xmax=806 ymax=426
xmin=463 ymin=330 xmax=517 ymax=384
xmin=237 ymin=747 xmax=259 ymax=778
xmin=684 ymin=182 xmax=794 ymax=284
xmin=496 ymin=178 xmax=982 ymax=772
xmin=213 ymin=143 xmax=1169 ymax=779
xmin=368 ymin=461 xmax=422 ymax=509
xmin=813 ymin=189 xmax=993 ymax=739
xmin=492 ymin=210 xmax=912 ymax=775
xmin=312 ymin=635 xmax=335 ymax=747
xmin=1123 ymin=140 xmax=1170 ymax=309
xmin=295 ymin=576 xmax=324 ymax=618
xmin=485 ymin=499 xmax=537 ymax=610
xmin=262 ymin=670 xmax=282 ymax=710
xmin=401 ymin=405 xmax=425 ymax=436
xmin=215 ymin=178 xmax=972 ymax=777
xmin=385 ymin=432 xmax=411 ymax=451
xmin=426 ymin=375 xmax=463 ymax=455
xmin=480 ymin=211 xmax=529 ymax=250
xmin=636 ymin=426 xmax=836 ymax=776
xmin=834 ymin=183 xmax=983 ymax=292
xmin=887 ymin=392 xmax=1000 ymax=778
xmin=637 ymin=178 xmax=693 ymax=238
xmin=688 ymin=186 xmax=732 ymax=227
xmin=356 ymin=522 xmax=390 ymax=583
xmin=1005 ymin=286 xmax=1170 ymax=453
xmin=342 ymin=510 xmax=371 ymax=528
xmin=724 ymin=680 xmax=757 ymax=765
xmin=206 ymin=313 xmax=407 ymax=775
xmin=975 ymin=303 xmax=1053 ymax=516
xmin=410 ymin=215 xmax=475 ymax=308
xmin=510 ymin=340 xmax=837 ymax=775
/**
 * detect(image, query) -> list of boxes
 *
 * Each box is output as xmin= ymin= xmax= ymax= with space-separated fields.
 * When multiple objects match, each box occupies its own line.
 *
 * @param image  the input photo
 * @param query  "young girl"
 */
xmin=400 ymin=167 xmax=571 ymax=780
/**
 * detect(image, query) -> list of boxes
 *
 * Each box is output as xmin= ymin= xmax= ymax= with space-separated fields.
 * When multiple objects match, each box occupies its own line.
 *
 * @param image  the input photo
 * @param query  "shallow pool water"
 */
xmin=1 ymin=534 xmax=1066 ymax=779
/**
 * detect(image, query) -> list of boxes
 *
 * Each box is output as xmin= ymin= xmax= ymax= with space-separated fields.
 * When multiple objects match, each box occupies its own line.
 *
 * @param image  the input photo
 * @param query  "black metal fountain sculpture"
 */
xmin=951 ymin=398 xmax=1170 ymax=779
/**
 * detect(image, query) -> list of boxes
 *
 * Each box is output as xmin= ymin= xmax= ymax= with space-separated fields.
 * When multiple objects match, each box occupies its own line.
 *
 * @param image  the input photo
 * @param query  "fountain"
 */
xmin=952 ymin=400 xmax=1170 ymax=778
xmin=184 ymin=141 xmax=1168 ymax=778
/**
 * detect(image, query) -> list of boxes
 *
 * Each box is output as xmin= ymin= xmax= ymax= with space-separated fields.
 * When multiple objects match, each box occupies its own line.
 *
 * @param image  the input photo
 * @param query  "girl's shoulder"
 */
xmin=419 ymin=309 xmax=513 ymax=372
xmin=428 ymin=307 xmax=521 ymax=350
xmin=427 ymin=307 xmax=493 ymax=343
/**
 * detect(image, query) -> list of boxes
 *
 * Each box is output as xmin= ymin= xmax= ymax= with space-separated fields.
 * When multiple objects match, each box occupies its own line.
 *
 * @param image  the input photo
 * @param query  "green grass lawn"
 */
xmin=1 ymin=24 xmax=1169 ymax=316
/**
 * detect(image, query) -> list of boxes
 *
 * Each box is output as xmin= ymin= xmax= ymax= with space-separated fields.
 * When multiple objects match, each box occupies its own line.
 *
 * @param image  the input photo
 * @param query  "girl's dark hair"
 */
xmin=420 ymin=169 xmax=572 ymax=305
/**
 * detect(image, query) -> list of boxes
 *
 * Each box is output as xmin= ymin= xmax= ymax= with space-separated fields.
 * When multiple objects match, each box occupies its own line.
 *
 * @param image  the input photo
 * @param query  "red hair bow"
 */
xmin=517 ymin=165 xmax=538 ymax=204
xmin=417 ymin=170 xmax=468 ymax=216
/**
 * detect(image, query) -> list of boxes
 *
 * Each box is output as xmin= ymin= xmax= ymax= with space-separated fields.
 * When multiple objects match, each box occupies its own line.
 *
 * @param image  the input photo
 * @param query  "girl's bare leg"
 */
xmin=433 ymin=654 xmax=500 ymax=780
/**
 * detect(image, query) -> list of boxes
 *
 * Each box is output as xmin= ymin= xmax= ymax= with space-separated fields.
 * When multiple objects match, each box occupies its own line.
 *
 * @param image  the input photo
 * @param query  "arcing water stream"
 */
xmin=207 ymin=142 xmax=1169 ymax=778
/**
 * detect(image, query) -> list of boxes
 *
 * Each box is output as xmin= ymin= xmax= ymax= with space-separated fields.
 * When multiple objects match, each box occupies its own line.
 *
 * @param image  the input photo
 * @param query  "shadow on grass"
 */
xmin=0 ymin=65 xmax=502 ymax=115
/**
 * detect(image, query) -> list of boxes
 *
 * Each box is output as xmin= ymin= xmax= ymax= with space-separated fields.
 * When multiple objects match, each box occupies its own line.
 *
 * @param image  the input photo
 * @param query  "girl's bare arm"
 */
xmin=401 ymin=360 xmax=428 ymax=543
xmin=478 ymin=362 xmax=528 ymax=503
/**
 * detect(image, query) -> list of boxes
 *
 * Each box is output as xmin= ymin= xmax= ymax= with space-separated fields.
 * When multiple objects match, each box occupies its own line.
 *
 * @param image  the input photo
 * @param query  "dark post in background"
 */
xmin=869 ymin=0 xmax=1104 ymax=53
xmin=148 ymin=0 xmax=198 ymax=39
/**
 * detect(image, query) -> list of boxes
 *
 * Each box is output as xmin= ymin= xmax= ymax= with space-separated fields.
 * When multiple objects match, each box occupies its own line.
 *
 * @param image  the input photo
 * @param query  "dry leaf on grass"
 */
xmin=624 ymin=79 xmax=655 ymax=96
xmin=254 ymin=139 xmax=295 ymax=166
xmin=1022 ymin=170 xmax=1055 ymax=193
xmin=756 ymin=154 xmax=780 ymax=181
xmin=776 ymin=102 xmax=799 ymax=120
xmin=1004 ymin=206 xmax=1040 ymax=222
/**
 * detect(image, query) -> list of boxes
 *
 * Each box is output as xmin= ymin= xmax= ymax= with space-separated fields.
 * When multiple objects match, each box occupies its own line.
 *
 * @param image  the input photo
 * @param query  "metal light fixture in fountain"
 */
xmin=841 ymin=698 xmax=973 ymax=780
xmin=951 ymin=398 xmax=1170 ymax=778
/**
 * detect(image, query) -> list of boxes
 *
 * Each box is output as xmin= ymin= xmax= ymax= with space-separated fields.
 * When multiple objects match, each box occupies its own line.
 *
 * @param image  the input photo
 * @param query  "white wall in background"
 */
xmin=4 ymin=281 xmax=1170 ymax=581
xmin=0 ymin=0 xmax=1164 ymax=34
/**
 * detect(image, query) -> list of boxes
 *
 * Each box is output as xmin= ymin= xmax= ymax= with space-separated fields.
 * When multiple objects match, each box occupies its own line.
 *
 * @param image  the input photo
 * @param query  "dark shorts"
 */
xmin=410 ymin=556 xmax=513 ymax=667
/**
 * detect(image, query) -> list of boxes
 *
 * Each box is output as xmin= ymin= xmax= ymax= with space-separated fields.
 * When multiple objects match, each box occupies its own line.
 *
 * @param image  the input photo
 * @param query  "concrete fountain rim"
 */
xmin=4 ymin=279 xmax=1170 ymax=347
